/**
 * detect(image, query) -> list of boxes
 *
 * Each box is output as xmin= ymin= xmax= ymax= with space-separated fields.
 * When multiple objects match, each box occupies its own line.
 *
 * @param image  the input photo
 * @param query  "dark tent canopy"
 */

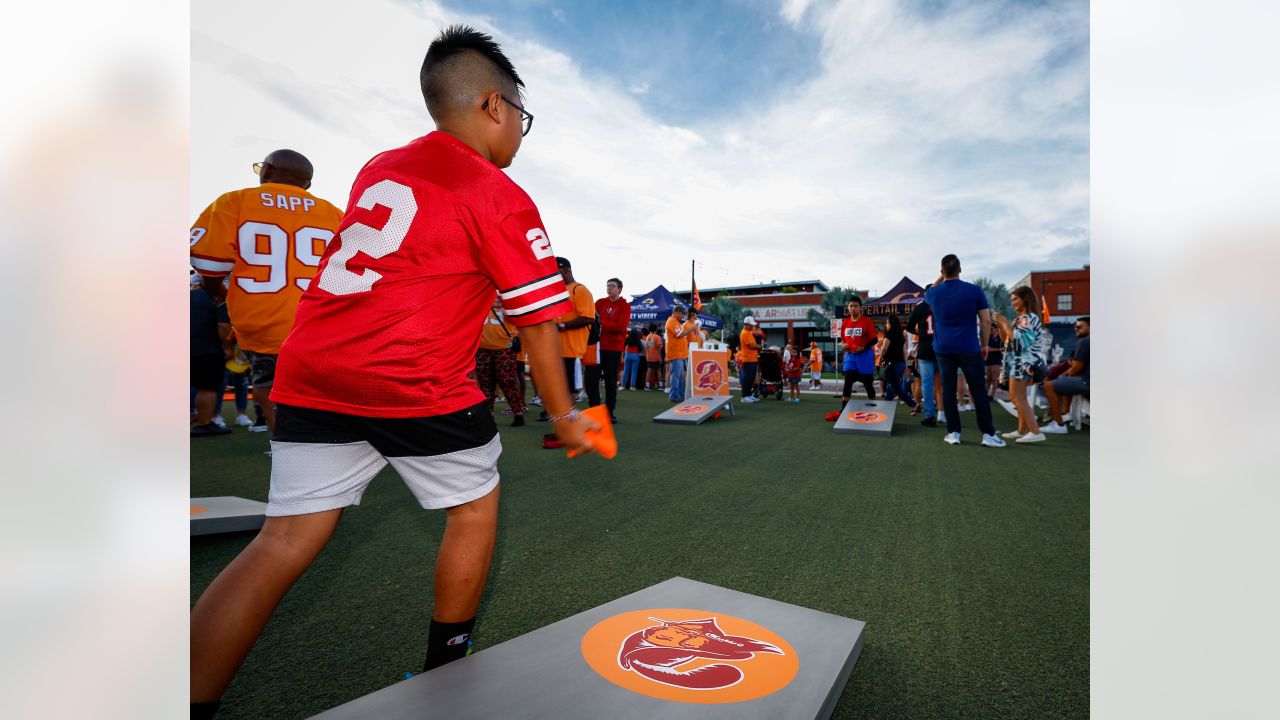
xmin=865 ymin=276 xmax=925 ymax=318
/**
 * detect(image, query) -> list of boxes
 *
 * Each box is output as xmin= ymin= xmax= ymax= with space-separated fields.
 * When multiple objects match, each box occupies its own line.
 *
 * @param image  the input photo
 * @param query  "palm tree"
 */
xmin=703 ymin=295 xmax=744 ymax=343
xmin=974 ymin=277 xmax=1014 ymax=318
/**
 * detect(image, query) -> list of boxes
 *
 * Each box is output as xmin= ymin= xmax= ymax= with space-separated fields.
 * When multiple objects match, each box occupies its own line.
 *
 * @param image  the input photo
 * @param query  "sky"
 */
xmin=191 ymin=0 xmax=1089 ymax=299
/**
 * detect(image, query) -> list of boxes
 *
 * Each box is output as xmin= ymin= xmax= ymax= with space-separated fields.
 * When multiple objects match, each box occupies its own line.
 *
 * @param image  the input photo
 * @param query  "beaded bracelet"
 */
xmin=547 ymin=409 xmax=581 ymax=423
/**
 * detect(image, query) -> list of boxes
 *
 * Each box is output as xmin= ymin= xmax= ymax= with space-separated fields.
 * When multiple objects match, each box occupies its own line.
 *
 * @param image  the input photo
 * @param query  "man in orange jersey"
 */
xmin=664 ymin=305 xmax=698 ymax=401
xmin=189 ymin=149 xmax=343 ymax=431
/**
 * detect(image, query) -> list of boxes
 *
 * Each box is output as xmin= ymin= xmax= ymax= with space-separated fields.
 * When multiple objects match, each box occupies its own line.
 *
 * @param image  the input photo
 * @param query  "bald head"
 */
xmin=420 ymin=25 xmax=523 ymax=124
xmin=259 ymin=149 xmax=313 ymax=189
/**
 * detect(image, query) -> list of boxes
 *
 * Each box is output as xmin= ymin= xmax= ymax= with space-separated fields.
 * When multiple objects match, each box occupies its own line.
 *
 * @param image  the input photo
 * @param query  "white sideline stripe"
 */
xmin=500 ymin=274 xmax=562 ymax=300
xmin=191 ymin=257 xmax=234 ymax=273
xmin=505 ymin=291 xmax=569 ymax=317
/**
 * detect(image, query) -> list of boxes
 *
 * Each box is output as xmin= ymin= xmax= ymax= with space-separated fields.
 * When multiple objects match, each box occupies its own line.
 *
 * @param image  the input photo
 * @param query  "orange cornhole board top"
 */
xmin=190 ymin=496 xmax=267 ymax=536
xmin=689 ymin=349 xmax=731 ymax=397
xmin=307 ymin=577 xmax=865 ymax=720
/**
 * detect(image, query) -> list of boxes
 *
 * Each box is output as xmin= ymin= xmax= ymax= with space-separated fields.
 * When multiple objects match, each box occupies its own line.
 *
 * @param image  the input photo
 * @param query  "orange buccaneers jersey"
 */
xmin=190 ymin=183 xmax=343 ymax=354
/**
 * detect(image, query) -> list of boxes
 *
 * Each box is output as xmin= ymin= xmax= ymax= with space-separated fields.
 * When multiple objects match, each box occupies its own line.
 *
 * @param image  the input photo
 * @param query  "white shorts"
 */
xmin=811 ymin=369 xmax=822 ymax=380
xmin=267 ymin=402 xmax=501 ymax=516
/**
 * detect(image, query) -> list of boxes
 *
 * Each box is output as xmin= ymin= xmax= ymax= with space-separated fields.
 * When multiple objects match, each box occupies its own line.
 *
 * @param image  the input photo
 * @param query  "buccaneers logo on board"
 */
xmin=582 ymin=608 xmax=799 ymax=703
xmin=693 ymin=360 xmax=724 ymax=393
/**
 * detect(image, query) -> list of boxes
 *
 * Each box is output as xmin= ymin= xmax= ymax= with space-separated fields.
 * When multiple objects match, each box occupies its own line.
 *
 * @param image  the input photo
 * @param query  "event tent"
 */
xmin=864 ymin=276 xmax=925 ymax=318
xmin=629 ymin=285 xmax=722 ymax=330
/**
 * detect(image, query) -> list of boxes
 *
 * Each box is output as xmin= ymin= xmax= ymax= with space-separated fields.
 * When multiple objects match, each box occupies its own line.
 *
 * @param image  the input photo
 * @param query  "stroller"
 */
xmin=755 ymin=348 xmax=786 ymax=400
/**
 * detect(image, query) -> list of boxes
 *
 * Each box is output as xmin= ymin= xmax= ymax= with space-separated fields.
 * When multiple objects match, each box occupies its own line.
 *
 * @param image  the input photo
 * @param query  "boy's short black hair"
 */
xmin=847 ymin=295 xmax=863 ymax=306
xmin=420 ymin=25 xmax=524 ymax=122
xmin=941 ymin=254 xmax=962 ymax=277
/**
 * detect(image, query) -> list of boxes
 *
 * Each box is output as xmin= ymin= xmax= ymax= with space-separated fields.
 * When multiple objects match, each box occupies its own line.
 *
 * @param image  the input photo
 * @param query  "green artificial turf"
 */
xmin=192 ymin=390 xmax=1088 ymax=719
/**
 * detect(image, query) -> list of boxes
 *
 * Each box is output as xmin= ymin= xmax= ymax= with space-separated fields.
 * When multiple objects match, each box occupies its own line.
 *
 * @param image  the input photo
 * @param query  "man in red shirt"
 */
xmin=190 ymin=26 xmax=596 ymax=718
xmin=595 ymin=277 xmax=630 ymax=423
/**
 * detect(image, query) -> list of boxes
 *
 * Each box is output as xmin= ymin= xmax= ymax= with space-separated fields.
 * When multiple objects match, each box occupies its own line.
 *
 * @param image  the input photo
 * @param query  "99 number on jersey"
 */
xmin=236 ymin=223 xmax=335 ymax=293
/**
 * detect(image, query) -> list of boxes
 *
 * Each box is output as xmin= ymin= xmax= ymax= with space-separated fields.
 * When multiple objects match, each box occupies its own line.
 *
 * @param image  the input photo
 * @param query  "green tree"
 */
xmin=806 ymin=286 xmax=861 ymax=328
xmin=974 ymin=277 xmax=1014 ymax=318
xmin=703 ymin=295 xmax=744 ymax=343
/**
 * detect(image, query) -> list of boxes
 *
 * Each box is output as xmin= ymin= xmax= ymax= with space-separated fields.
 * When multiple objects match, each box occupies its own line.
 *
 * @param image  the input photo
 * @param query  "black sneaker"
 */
xmin=920 ymin=417 xmax=938 ymax=427
xmin=537 ymin=411 xmax=549 ymax=422
xmin=191 ymin=423 xmax=232 ymax=437
xmin=512 ymin=415 xmax=525 ymax=427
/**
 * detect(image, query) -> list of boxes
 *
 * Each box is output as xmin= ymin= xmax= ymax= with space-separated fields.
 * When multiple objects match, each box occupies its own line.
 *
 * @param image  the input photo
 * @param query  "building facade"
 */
xmin=1012 ymin=265 xmax=1090 ymax=323
xmin=673 ymin=280 xmax=832 ymax=352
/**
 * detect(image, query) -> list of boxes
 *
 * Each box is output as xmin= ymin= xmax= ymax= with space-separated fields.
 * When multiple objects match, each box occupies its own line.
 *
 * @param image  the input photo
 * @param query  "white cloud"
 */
xmin=781 ymin=0 xmax=817 ymax=27
xmin=192 ymin=0 xmax=1088 ymax=298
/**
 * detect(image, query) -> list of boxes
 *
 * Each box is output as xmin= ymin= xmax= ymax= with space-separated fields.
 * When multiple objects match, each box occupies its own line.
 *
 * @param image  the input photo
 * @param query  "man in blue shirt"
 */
xmin=923 ymin=254 xmax=1005 ymax=448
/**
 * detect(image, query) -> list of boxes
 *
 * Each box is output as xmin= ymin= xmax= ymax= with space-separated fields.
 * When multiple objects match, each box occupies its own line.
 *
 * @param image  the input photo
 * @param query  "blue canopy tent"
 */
xmin=629 ymin=285 xmax=722 ymax=330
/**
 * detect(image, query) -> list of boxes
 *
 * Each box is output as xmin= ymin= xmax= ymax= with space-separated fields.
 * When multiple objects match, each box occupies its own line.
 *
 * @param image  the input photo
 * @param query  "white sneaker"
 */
xmin=235 ymin=414 xmax=253 ymax=427
xmin=248 ymin=422 xmax=269 ymax=433
xmin=576 ymin=391 xmax=588 ymax=402
xmin=937 ymin=412 xmax=946 ymax=423
xmin=212 ymin=415 xmax=227 ymax=428
xmin=742 ymin=396 xmax=760 ymax=404
xmin=1041 ymin=421 xmax=1068 ymax=435
xmin=982 ymin=434 xmax=1007 ymax=448
xmin=960 ymin=403 xmax=975 ymax=412
xmin=944 ymin=432 xmax=961 ymax=445
xmin=997 ymin=399 xmax=1018 ymax=417
xmin=1016 ymin=432 xmax=1046 ymax=443
xmin=530 ymin=396 xmax=543 ymax=406
xmin=1001 ymin=430 xmax=1024 ymax=439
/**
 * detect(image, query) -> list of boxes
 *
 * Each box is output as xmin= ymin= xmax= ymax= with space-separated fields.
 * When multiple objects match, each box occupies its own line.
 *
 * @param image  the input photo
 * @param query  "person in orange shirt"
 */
xmin=644 ymin=324 xmax=665 ymax=391
xmin=808 ymin=341 xmax=824 ymax=389
xmin=539 ymin=257 xmax=594 ymax=438
xmin=581 ymin=342 xmax=601 ymax=408
xmin=664 ymin=305 xmax=698 ymax=401
xmin=190 ymin=149 xmax=343 ymax=431
xmin=737 ymin=316 xmax=762 ymax=403
xmin=476 ymin=295 xmax=526 ymax=426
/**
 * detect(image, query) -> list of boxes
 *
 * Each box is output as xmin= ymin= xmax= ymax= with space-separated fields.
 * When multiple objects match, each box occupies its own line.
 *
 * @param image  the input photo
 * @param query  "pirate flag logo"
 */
xmin=581 ymin=608 xmax=799 ymax=703
xmin=618 ymin=616 xmax=783 ymax=690
xmin=693 ymin=359 xmax=725 ymax=393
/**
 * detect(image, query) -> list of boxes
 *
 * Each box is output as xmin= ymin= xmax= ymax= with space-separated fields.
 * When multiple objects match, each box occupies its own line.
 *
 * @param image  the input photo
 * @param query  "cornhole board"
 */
xmin=832 ymin=399 xmax=896 ymax=436
xmin=309 ymin=576 xmax=865 ymax=720
xmin=653 ymin=395 xmax=734 ymax=425
xmin=190 ymin=496 xmax=267 ymax=536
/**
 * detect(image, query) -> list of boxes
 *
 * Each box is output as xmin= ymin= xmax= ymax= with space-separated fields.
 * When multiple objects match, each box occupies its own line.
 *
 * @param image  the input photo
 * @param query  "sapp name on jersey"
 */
xmin=259 ymin=192 xmax=320 ymax=213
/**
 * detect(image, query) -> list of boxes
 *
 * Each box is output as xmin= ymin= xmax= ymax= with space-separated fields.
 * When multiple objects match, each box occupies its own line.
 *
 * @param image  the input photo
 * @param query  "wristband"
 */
xmin=548 ymin=409 xmax=581 ymax=423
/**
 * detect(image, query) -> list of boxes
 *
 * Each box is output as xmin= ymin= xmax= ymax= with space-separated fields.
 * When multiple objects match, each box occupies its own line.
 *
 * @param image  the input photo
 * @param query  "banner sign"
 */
xmin=689 ymin=348 xmax=731 ymax=397
xmin=748 ymin=305 xmax=821 ymax=322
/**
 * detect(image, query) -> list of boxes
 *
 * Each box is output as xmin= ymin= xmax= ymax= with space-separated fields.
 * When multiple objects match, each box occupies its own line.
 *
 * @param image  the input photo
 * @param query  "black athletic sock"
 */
xmin=191 ymin=700 xmax=221 ymax=720
xmin=423 ymin=617 xmax=476 ymax=672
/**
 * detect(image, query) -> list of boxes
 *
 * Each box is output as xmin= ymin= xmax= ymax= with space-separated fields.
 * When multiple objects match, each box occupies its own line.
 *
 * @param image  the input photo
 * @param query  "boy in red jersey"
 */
xmin=826 ymin=296 xmax=878 ymax=421
xmin=190 ymin=26 xmax=596 ymax=718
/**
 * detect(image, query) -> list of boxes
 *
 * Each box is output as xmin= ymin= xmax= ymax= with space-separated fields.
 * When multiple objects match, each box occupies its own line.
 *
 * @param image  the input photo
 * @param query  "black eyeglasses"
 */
xmin=482 ymin=94 xmax=533 ymax=136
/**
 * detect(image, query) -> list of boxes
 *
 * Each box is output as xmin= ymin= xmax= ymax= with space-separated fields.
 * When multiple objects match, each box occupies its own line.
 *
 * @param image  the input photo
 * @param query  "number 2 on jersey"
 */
xmin=317 ymin=179 xmax=418 ymax=296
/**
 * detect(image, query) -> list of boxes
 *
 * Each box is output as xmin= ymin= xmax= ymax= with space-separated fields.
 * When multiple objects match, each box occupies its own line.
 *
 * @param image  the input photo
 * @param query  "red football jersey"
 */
xmin=271 ymin=132 xmax=570 ymax=418
xmin=840 ymin=315 xmax=878 ymax=353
